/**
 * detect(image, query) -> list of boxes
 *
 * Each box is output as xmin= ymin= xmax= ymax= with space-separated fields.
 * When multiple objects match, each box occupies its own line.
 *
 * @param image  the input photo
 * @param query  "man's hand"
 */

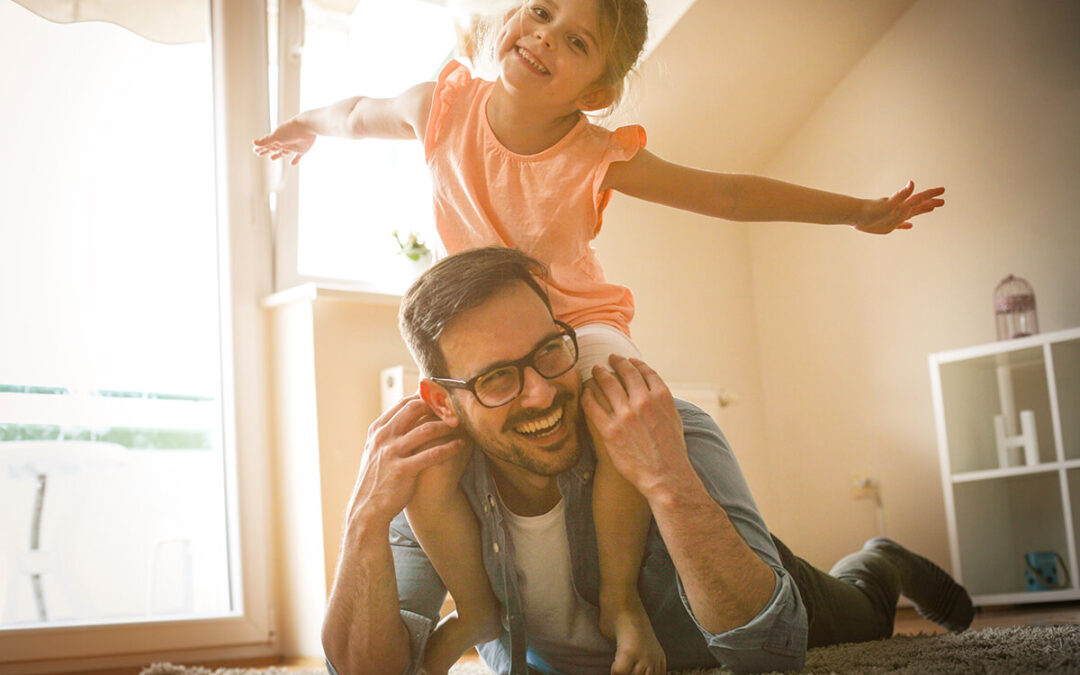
xmin=853 ymin=181 xmax=945 ymax=234
xmin=252 ymin=118 xmax=317 ymax=165
xmin=347 ymin=394 xmax=466 ymax=530
xmin=581 ymin=355 xmax=693 ymax=499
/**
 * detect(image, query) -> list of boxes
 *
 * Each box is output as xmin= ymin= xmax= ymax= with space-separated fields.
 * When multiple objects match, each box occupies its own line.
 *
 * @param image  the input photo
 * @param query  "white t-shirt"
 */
xmin=499 ymin=496 xmax=611 ymax=658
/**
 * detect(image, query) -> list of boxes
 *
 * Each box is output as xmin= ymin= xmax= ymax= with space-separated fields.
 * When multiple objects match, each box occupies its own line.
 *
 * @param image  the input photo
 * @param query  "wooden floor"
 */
xmin=892 ymin=600 xmax=1080 ymax=635
xmin=65 ymin=601 xmax=1080 ymax=674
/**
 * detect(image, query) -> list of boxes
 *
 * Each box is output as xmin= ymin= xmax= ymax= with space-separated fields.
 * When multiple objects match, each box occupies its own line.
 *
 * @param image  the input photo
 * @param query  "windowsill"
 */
xmin=261 ymin=280 xmax=404 ymax=308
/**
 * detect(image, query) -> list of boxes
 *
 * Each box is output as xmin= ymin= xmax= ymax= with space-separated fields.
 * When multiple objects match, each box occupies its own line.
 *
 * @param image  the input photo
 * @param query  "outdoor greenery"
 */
xmin=0 ymin=424 xmax=213 ymax=450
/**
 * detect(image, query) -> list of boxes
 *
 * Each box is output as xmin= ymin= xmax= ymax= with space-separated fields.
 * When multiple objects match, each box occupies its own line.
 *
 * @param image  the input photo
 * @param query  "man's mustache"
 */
xmin=502 ymin=389 xmax=575 ymax=432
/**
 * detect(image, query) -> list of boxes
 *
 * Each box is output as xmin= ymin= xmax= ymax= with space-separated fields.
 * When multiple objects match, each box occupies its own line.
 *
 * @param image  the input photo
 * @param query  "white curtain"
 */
xmin=11 ymin=0 xmax=208 ymax=44
xmin=8 ymin=0 xmax=510 ymax=46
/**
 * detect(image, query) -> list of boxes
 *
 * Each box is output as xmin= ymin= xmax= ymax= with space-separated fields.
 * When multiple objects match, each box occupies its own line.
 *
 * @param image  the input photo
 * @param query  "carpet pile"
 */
xmin=140 ymin=624 xmax=1080 ymax=675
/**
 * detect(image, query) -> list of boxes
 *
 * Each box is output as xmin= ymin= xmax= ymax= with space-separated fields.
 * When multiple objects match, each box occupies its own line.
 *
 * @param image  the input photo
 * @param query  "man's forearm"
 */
xmin=646 ymin=475 xmax=776 ymax=635
xmin=322 ymin=515 xmax=412 ymax=675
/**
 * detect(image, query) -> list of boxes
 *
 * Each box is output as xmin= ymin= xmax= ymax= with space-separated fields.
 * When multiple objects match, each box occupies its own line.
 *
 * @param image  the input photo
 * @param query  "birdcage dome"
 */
xmin=994 ymin=274 xmax=1038 ymax=340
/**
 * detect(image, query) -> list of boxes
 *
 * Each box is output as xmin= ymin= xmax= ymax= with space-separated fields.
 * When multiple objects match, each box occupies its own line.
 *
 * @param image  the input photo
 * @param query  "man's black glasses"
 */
xmin=430 ymin=320 xmax=579 ymax=408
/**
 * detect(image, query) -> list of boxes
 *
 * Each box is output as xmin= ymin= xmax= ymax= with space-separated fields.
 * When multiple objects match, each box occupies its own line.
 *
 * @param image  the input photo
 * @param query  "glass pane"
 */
xmin=296 ymin=0 xmax=455 ymax=287
xmin=0 ymin=1 xmax=230 ymax=628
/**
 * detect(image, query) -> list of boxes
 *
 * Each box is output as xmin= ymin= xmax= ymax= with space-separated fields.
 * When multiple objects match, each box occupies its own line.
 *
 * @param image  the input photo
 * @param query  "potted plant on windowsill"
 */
xmin=391 ymin=230 xmax=433 ymax=291
xmin=393 ymin=230 xmax=431 ymax=262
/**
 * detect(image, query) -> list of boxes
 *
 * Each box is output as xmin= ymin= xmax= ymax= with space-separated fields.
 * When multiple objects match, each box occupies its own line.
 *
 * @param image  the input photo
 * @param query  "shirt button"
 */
xmin=493 ymin=542 xmax=500 ymax=553
xmin=488 ymin=494 xmax=496 ymax=507
xmin=582 ymin=471 xmax=592 ymax=480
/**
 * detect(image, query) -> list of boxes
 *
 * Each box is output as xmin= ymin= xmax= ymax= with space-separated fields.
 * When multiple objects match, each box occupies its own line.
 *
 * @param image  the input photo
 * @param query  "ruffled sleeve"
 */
xmin=424 ymin=59 xmax=473 ymax=161
xmin=593 ymin=124 xmax=647 ymax=234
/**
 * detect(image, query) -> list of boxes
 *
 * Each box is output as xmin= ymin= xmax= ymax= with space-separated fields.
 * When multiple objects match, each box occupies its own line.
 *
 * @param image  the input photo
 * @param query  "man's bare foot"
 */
xmin=600 ymin=598 xmax=666 ymax=675
xmin=421 ymin=608 xmax=503 ymax=675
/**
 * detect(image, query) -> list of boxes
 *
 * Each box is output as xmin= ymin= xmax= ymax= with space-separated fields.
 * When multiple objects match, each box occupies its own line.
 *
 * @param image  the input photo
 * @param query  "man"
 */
xmin=322 ymin=247 xmax=973 ymax=675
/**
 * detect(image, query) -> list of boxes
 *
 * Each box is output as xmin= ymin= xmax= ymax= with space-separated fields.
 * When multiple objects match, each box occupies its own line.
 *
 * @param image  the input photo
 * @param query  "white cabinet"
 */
xmin=929 ymin=326 xmax=1080 ymax=606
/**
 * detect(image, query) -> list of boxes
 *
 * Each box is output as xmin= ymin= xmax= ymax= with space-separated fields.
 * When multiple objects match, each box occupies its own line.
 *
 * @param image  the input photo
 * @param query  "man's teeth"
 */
xmin=515 ymin=407 xmax=563 ymax=436
xmin=517 ymin=47 xmax=549 ymax=74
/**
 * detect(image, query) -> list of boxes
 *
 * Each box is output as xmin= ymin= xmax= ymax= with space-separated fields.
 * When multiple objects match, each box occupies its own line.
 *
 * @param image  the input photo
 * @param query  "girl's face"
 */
xmin=495 ymin=0 xmax=613 ymax=111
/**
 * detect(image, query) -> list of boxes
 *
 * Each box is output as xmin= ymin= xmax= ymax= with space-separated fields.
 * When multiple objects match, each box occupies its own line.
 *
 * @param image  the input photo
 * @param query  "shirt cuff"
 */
xmin=400 ymin=609 xmax=438 ymax=675
xmin=325 ymin=609 xmax=436 ymax=675
xmin=678 ymin=566 xmax=807 ymax=672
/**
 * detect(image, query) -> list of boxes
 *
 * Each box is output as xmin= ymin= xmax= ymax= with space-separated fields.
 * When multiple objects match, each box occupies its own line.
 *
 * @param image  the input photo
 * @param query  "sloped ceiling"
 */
xmin=625 ymin=0 xmax=916 ymax=172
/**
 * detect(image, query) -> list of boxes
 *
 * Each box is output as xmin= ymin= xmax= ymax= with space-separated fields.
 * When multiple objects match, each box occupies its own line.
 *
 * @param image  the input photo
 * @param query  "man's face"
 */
xmin=434 ymin=281 xmax=584 ymax=481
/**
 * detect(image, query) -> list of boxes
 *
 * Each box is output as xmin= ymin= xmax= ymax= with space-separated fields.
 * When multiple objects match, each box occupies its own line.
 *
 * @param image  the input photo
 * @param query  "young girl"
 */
xmin=255 ymin=1 xmax=944 ymax=673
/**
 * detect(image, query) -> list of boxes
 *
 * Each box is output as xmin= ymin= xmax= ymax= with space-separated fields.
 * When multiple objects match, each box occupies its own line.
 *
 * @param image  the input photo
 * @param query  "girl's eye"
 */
xmin=530 ymin=5 xmax=550 ymax=21
xmin=569 ymin=36 xmax=587 ymax=52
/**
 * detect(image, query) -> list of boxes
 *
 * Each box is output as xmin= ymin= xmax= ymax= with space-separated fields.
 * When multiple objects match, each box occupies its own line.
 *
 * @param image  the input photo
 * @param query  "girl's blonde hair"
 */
xmin=594 ymin=0 xmax=649 ymax=109
xmin=455 ymin=0 xmax=649 ymax=112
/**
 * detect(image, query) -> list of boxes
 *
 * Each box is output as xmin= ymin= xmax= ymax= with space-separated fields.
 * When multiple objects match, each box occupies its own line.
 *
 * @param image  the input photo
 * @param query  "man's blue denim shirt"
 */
xmin=328 ymin=400 xmax=808 ymax=675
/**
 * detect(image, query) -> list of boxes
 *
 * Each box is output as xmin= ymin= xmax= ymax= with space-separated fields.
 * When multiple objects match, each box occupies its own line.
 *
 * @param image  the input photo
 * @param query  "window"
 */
xmin=0 ymin=0 xmax=274 ymax=668
xmin=273 ymin=0 xmax=457 ymax=292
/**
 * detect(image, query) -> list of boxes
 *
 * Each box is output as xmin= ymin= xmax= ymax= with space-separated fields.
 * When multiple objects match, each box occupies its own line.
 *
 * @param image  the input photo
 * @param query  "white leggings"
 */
xmin=573 ymin=323 xmax=642 ymax=380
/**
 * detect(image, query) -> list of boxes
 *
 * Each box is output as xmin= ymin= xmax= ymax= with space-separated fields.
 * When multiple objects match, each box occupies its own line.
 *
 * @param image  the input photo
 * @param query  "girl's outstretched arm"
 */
xmin=252 ymin=80 xmax=435 ymax=165
xmin=602 ymin=148 xmax=944 ymax=234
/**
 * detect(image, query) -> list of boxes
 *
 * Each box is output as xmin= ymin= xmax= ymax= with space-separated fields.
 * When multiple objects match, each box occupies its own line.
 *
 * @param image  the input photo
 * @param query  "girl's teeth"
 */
xmin=517 ymin=47 xmax=548 ymax=74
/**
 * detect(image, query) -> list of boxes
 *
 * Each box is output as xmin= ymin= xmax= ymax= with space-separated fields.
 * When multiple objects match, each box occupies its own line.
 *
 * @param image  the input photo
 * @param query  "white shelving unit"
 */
xmin=929 ymin=326 xmax=1080 ymax=606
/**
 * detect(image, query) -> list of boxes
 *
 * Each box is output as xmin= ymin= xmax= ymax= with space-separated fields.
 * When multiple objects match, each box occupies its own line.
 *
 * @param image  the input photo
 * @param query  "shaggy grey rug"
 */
xmin=140 ymin=625 xmax=1080 ymax=675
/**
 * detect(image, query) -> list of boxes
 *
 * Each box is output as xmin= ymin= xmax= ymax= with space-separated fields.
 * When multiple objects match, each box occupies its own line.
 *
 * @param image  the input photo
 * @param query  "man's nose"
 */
xmin=518 ymin=365 xmax=557 ymax=407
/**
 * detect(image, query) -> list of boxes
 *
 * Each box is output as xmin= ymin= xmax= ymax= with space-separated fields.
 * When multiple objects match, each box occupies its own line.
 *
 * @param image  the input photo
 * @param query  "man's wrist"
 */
xmin=640 ymin=462 xmax=711 ymax=513
xmin=345 ymin=504 xmax=395 ymax=545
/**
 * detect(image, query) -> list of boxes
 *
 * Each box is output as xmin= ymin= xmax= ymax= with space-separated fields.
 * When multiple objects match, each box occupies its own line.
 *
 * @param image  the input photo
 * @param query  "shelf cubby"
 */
xmin=930 ymin=327 xmax=1080 ymax=606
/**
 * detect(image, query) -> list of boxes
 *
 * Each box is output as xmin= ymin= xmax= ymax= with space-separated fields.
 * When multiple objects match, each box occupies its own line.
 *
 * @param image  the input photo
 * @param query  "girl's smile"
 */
xmin=495 ymin=0 xmax=609 ymax=109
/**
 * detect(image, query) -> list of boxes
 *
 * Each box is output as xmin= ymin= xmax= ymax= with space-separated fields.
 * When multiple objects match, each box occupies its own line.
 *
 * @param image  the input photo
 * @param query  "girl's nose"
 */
xmin=534 ymin=29 xmax=552 ymax=48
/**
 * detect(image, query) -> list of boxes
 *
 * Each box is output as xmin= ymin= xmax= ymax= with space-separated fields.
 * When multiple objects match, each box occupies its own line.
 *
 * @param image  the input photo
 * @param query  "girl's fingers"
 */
xmin=913 ymin=186 xmax=945 ymax=201
xmin=890 ymin=180 xmax=915 ymax=204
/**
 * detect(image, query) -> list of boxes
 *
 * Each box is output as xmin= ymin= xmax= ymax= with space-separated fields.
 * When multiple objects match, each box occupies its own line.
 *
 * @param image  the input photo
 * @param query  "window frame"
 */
xmin=0 ymin=0 xmax=278 ymax=669
xmin=269 ymin=0 xmax=453 ymax=296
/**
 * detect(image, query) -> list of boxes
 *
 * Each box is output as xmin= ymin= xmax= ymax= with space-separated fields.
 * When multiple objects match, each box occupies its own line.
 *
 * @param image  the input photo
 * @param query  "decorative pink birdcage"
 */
xmin=994 ymin=274 xmax=1039 ymax=340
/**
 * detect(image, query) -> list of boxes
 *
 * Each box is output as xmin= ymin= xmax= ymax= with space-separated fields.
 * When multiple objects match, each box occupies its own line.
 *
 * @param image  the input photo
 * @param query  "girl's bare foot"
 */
xmin=601 ymin=597 xmax=666 ymax=675
xmin=421 ymin=607 xmax=503 ymax=675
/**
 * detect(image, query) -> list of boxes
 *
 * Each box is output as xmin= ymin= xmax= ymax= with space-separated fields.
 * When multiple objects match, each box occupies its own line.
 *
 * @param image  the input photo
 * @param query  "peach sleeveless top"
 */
xmin=424 ymin=60 xmax=646 ymax=335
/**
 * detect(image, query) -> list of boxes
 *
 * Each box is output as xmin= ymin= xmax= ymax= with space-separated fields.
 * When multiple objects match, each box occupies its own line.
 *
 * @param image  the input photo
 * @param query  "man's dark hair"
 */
xmin=399 ymin=246 xmax=553 ymax=378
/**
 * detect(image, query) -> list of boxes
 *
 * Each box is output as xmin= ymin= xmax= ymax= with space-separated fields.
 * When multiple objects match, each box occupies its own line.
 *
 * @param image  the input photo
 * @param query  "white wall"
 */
xmin=750 ymin=0 xmax=1080 ymax=569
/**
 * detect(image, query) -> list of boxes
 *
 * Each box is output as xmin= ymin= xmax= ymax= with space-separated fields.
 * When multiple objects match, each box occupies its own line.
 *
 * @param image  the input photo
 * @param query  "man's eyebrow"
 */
xmin=469 ymin=325 xmax=563 ymax=378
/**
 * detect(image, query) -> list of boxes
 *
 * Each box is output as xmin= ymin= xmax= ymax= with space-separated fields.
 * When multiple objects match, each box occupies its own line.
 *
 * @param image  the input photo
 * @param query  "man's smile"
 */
xmin=512 ymin=404 xmax=564 ymax=437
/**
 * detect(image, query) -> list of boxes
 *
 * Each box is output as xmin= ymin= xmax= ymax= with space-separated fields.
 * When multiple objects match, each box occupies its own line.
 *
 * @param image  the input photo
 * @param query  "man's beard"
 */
xmin=454 ymin=389 xmax=585 ymax=476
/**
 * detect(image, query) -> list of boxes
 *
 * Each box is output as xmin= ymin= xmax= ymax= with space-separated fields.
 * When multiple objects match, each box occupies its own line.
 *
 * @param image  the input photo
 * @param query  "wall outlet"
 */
xmin=851 ymin=475 xmax=877 ymax=500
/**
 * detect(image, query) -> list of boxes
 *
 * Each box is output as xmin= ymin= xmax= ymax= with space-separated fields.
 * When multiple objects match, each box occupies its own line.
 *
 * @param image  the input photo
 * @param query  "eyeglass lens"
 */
xmin=474 ymin=334 xmax=577 ymax=406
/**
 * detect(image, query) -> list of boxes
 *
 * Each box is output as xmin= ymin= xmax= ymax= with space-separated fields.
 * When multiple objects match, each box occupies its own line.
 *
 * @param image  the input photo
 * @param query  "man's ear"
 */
xmin=577 ymin=85 xmax=616 ymax=112
xmin=419 ymin=378 xmax=460 ymax=428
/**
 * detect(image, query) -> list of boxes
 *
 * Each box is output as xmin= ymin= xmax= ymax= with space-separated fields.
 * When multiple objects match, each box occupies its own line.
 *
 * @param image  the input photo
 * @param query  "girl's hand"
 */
xmin=854 ymin=181 xmax=945 ymax=235
xmin=252 ymin=118 xmax=317 ymax=165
